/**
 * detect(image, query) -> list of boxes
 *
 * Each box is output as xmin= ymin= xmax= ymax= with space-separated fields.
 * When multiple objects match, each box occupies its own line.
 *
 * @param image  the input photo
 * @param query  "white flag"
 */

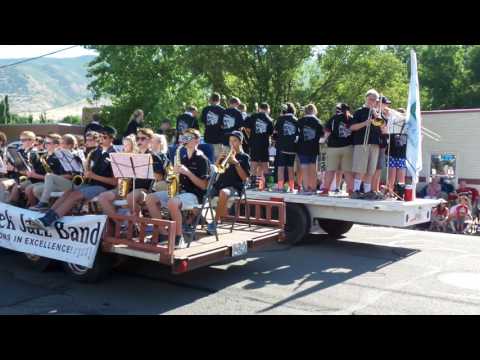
xmin=406 ymin=50 xmax=423 ymax=184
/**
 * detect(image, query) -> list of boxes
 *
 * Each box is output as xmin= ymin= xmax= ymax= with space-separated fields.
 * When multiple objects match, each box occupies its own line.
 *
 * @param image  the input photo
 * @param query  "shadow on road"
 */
xmin=0 ymin=235 xmax=420 ymax=314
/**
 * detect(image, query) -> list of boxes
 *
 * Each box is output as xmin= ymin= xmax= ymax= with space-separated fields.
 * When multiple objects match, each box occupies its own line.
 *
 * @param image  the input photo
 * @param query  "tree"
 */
xmin=86 ymin=45 xmax=208 ymax=132
xmin=184 ymin=45 xmax=313 ymax=115
xmin=301 ymin=45 xmax=409 ymax=121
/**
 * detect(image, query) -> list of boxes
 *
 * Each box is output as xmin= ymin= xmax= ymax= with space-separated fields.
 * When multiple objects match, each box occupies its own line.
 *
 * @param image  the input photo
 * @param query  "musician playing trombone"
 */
xmin=207 ymin=130 xmax=250 ymax=235
xmin=29 ymin=134 xmax=80 ymax=211
xmin=350 ymin=89 xmax=386 ymax=200
xmin=28 ymin=126 xmax=118 ymax=230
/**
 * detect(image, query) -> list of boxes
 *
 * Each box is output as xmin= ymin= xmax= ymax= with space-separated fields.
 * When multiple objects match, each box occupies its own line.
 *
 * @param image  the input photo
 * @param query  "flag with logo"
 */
xmin=406 ymin=50 xmax=423 ymax=184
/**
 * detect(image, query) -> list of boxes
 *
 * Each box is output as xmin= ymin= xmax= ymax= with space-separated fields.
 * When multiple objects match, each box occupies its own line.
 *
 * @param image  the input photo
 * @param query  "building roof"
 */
xmin=422 ymin=108 xmax=480 ymax=115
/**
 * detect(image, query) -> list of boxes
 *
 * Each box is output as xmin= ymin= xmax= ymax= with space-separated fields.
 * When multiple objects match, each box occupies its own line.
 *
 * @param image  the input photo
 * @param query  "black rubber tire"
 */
xmin=317 ymin=219 xmax=354 ymax=237
xmin=23 ymin=254 xmax=54 ymax=272
xmin=284 ymin=203 xmax=311 ymax=245
xmin=62 ymin=252 xmax=114 ymax=283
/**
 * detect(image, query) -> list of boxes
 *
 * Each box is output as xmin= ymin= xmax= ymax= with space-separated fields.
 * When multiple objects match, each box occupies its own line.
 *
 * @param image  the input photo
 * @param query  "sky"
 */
xmin=0 ymin=45 xmax=97 ymax=59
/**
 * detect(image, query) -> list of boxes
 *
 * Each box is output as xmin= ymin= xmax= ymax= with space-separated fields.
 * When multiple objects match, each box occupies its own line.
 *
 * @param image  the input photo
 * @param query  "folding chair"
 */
xmin=229 ymin=184 xmax=251 ymax=233
xmin=186 ymin=164 xmax=219 ymax=247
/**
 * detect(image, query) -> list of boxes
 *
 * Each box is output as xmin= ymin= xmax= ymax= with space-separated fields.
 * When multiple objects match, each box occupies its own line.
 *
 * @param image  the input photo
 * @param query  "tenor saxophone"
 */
xmin=166 ymin=145 xmax=183 ymax=198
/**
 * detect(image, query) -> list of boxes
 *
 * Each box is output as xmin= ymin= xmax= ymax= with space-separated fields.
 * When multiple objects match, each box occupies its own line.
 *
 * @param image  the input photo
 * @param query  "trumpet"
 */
xmin=216 ymin=148 xmax=235 ymax=174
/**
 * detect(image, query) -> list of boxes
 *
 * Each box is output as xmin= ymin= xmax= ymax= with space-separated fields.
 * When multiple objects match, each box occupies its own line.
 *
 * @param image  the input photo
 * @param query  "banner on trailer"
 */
xmin=0 ymin=203 xmax=107 ymax=268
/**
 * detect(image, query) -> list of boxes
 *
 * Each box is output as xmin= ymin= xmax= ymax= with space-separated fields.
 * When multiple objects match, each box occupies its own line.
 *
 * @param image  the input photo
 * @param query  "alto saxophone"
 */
xmin=118 ymin=178 xmax=131 ymax=198
xmin=72 ymin=150 xmax=93 ymax=186
xmin=40 ymin=153 xmax=53 ymax=174
xmin=166 ymin=144 xmax=183 ymax=198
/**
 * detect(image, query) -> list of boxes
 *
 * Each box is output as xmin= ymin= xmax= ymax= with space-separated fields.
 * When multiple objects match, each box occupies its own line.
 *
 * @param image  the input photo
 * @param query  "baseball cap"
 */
xmin=101 ymin=125 xmax=117 ymax=138
xmin=380 ymin=96 xmax=392 ymax=104
xmin=228 ymin=130 xmax=244 ymax=142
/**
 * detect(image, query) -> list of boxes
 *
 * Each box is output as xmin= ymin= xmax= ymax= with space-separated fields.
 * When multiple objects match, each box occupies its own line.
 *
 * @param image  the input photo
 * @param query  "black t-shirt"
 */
xmin=297 ymin=115 xmax=324 ymax=156
xmin=124 ymin=120 xmax=141 ymax=138
xmin=389 ymin=133 xmax=408 ymax=158
xmin=180 ymin=149 xmax=210 ymax=203
xmin=274 ymin=114 xmax=299 ymax=153
xmin=221 ymin=108 xmax=244 ymax=145
xmin=89 ymin=146 xmax=116 ymax=189
xmin=214 ymin=152 xmax=250 ymax=194
xmin=133 ymin=150 xmax=155 ymax=190
xmin=201 ymin=105 xmax=224 ymax=144
xmin=325 ymin=113 xmax=353 ymax=148
xmin=351 ymin=106 xmax=382 ymax=146
xmin=176 ymin=113 xmax=199 ymax=134
xmin=29 ymin=150 xmax=47 ymax=183
xmin=245 ymin=112 xmax=274 ymax=156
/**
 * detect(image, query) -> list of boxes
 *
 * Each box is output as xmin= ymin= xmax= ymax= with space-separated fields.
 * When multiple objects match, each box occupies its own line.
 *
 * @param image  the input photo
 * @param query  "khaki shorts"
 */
xmin=326 ymin=146 xmax=353 ymax=172
xmin=352 ymin=145 xmax=379 ymax=176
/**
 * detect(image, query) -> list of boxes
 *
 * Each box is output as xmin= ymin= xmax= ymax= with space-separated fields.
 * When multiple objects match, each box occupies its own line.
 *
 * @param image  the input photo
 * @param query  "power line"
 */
xmin=0 ymin=45 xmax=80 ymax=70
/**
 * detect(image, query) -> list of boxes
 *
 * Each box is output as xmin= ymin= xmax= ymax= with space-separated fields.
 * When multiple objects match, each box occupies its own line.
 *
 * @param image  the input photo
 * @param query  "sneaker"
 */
xmin=175 ymin=236 xmax=187 ymax=249
xmin=350 ymin=191 xmax=364 ymax=199
xmin=29 ymin=202 xmax=49 ymax=212
xmin=26 ymin=217 xmax=48 ymax=230
xmin=207 ymin=222 xmax=217 ymax=235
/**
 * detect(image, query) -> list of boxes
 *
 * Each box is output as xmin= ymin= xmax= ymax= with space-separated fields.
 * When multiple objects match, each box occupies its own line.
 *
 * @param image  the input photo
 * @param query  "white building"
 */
xmin=420 ymin=108 xmax=480 ymax=190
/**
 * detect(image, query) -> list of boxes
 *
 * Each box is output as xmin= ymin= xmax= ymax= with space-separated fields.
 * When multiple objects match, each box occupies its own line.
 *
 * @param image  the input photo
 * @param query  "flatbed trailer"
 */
xmin=21 ymin=198 xmax=286 ymax=282
xmin=246 ymin=190 xmax=440 ymax=243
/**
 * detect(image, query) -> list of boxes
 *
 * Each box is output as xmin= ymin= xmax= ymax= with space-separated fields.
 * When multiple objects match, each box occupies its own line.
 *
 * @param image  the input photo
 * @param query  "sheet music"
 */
xmin=54 ymin=149 xmax=83 ymax=173
xmin=109 ymin=153 xmax=155 ymax=179
xmin=7 ymin=148 xmax=30 ymax=172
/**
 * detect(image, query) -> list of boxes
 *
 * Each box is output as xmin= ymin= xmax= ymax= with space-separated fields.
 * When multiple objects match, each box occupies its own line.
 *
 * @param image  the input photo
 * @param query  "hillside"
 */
xmin=0 ymin=55 xmax=97 ymax=118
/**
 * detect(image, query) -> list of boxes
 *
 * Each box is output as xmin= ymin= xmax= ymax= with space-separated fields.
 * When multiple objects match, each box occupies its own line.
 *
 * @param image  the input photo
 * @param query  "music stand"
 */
xmin=109 ymin=153 xmax=155 ymax=214
xmin=7 ymin=148 xmax=31 ymax=172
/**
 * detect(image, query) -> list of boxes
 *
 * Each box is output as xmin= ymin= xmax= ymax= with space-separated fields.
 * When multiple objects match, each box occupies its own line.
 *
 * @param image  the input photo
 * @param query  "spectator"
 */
xmin=429 ymin=200 xmax=449 ymax=232
xmin=453 ymin=180 xmax=479 ymax=204
xmin=425 ymin=177 xmax=443 ymax=199
xmin=152 ymin=134 xmax=168 ymax=155
xmin=448 ymin=195 xmax=473 ymax=234
xmin=158 ymin=120 xmax=172 ymax=135
xmin=124 ymin=109 xmax=145 ymax=138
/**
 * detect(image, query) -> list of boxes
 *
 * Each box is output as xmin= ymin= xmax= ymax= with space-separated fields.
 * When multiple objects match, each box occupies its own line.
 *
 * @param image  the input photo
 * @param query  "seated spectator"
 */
xmin=447 ymin=195 xmax=473 ymax=234
xmin=429 ymin=200 xmax=449 ymax=232
xmin=425 ymin=177 xmax=443 ymax=199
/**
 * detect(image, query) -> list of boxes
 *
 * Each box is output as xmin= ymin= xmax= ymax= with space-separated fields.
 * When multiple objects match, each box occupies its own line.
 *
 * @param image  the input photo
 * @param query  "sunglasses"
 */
xmin=20 ymin=138 xmax=32 ymax=142
xmin=136 ymin=136 xmax=149 ymax=141
xmin=44 ymin=141 xmax=54 ymax=145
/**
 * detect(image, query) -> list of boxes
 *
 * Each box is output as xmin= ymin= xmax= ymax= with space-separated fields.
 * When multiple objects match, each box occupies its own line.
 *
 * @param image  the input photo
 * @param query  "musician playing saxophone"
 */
xmin=97 ymin=134 xmax=138 ymax=223
xmin=145 ymin=128 xmax=209 ymax=249
xmin=127 ymin=129 xmax=168 ymax=217
xmin=206 ymin=130 xmax=250 ymax=235
xmin=24 ymin=133 xmax=70 ymax=208
xmin=29 ymin=126 xmax=118 ymax=230
xmin=7 ymin=131 xmax=47 ymax=206
xmin=30 ymin=134 xmax=81 ymax=211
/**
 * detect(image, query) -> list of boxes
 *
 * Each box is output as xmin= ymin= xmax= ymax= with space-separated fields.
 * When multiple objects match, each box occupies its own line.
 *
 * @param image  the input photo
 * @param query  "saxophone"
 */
xmin=72 ymin=150 xmax=93 ymax=186
xmin=166 ymin=145 xmax=183 ymax=198
xmin=39 ymin=153 xmax=53 ymax=174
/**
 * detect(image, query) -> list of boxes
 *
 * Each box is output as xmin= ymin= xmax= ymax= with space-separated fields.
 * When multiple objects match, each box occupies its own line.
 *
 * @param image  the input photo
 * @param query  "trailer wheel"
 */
xmin=23 ymin=254 xmax=54 ymax=272
xmin=284 ymin=203 xmax=311 ymax=244
xmin=317 ymin=219 xmax=354 ymax=237
xmin=62 ymin=252 xmax=114 ymax=283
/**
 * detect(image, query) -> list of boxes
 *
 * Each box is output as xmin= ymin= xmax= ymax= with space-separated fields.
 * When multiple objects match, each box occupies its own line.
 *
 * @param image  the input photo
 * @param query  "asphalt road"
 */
xmin=1 ymin=225 xmax=480 ymax=315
